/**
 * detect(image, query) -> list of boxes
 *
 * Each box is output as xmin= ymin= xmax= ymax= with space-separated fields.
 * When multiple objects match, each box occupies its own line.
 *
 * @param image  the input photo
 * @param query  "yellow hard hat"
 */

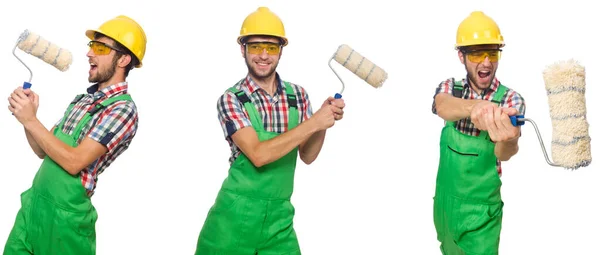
xmin=86 ymin=15 xmax=147 ymax=68
xmin=455 ymin=11 xmax=504 ymax=49
xmin=237 ymin=7 xmax=288 ymax=46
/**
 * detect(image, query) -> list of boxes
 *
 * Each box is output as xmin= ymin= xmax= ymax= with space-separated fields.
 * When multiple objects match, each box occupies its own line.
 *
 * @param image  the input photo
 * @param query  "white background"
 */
xmin=0 ymin=0 xmax=598 ymax=254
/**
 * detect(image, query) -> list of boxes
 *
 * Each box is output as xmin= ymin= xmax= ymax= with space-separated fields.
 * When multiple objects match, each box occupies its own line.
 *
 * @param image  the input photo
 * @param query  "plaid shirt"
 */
xmin=432 ymin=77 xmax=526 ymax=175
xmin=217 ymin=74 xmax=313 ymax=164
xmin=54 ymin=82 xmax=138 ymax=197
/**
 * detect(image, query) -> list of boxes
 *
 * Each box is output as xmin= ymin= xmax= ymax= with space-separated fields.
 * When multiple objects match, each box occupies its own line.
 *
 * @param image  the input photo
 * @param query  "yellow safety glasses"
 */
xmin=87 ymin=41 xmax=122 ymax=55
xmin=465 ymin=49 xmax=502 ymax=63
xmin=246 ymin=42 xmax=281 ymax=55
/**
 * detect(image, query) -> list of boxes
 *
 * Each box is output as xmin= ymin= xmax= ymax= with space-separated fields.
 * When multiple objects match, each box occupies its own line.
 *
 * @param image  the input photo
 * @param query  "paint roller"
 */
xmin=329 ymin=44 xmax=387 ymax=98
xmin=509 ymin=59 xmax=591 ymax=169
xmin=13 ymin=29 xmax=73 ymax=89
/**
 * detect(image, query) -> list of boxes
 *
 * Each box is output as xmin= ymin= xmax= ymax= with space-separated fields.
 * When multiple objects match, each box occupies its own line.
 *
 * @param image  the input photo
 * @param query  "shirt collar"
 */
xmin=86 ymin=82 xmax=128 ymax=100
xmin=243 ymin=73 xmax=284 ymax=95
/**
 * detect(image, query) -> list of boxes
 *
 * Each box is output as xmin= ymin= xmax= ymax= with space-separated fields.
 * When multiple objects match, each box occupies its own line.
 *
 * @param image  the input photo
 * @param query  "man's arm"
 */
xmin=23 ymin=119 xmax=107 ymax=175
xmin=437 ymin=93 xmax=520 ymax=160
xmin=23 ymin=93 xmax=64 ymax=159
xmin=24 ymin=126 xmax=53 ymax=159
xmin=218 ymin=92 xmax=329 ymax=168
xmin=23 ymin=101 xmax=138 ymax=175
xmin=495 ymin=137 xmax=519 ymax=161
xmin=493 ymin=91 xmax=526 ymax=161
xmin=492 ymin=110 xmax=520 ymax=161
xmin=434 ymin=93 xmax=486 ymax=121
xmin=232 ymin=119 xmax=323 ymax=168
xmin=298 ymin=129 xmax=326 ymax=165
xmin=432 ymin=79 xmax=485 ymax=121
xmin=297 ymin=95 xmax=345 ymax=164
xmin=296 ymin=89 xmax=327 ymax=165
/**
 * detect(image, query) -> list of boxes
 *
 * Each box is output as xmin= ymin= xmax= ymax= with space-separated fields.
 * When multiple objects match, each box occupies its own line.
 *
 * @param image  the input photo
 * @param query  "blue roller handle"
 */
xmin=11 ymin=82 xmax=32 ymax=115
xmin=510 ymin=114 xmax=525 ymax=126
xmin=334 ymin=93 xmax=342 ymax=99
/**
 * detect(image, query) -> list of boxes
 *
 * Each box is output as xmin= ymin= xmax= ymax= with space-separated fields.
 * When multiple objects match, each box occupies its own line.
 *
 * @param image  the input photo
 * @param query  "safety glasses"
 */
xmin=87 ymin=41 xmax=122 ymax=55
xmin=245 ymin=42 xmax=281 ymax=55
xmin=464 ymin=49 xmax=502 ymax=63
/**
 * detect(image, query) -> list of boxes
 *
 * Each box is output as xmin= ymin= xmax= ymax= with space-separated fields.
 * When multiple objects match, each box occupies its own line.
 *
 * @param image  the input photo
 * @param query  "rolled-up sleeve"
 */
xmin=432 ymin=78 xmax=454 ymax=115
xmin=217 ymin=92 xmax=252 ymax=138
xmin=87 ymin=101 xmax=138 ymax=154
xmin=505 ymin=90 xmax=526 ymax=115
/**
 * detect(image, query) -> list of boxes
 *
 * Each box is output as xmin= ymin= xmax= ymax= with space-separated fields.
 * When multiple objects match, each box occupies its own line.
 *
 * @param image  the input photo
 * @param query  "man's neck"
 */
xmin=97 ymin=77 xmax=126 ymax=91
xmin=466 ymin=77 xmax=489 ymax=96
xmin=250 ymin=73 xmax=278 ymax=96
xmin=470 ymin=85 xmax=484 ymax=95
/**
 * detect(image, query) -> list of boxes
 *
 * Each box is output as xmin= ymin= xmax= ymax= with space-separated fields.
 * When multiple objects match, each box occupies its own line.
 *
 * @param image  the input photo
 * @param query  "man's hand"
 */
xmin=470 ymin=100 xmax=499 ymax=131
xmin=8 ymin=87 xmax=39 ymax=124
xmin=312 ymin=99 xmax=338 ymax=131
xmin=483 ymin=107 xmax=520 ymax=143
xmin=329 ymin=97 xmax=345 ymax=121
xmin=26 ymin=89 xmax=39 ymax=110
xmin=492 ymin=107 xmax=521 ymax=160
xmin=321 ymin=96 xmax=345 ymax=121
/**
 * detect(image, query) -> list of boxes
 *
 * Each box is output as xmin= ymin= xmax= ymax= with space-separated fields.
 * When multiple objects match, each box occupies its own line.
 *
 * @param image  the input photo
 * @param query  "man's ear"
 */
xmin=240 ymin=44 xmax=246 ymax=58
xmin=458 ymin=50 xmax=465 ymax=65
xmin=119 ymin=54 xmax=132 ymax=68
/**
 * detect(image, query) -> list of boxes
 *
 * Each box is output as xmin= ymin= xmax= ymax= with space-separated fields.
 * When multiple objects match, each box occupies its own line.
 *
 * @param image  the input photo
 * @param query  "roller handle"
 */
xmin=11 ymin=82 xmax=32 ymax=115
xmin=334 ymin=93 xmax=342 ymax=99
xmin=508 ymin=114 xmax=560 ymax=167
xmin=510 ymin=115 xmax=525 ymax=126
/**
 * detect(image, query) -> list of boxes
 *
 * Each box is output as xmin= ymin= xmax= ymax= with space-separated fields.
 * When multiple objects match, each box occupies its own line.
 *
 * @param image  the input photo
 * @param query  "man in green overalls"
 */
xmin=195 ymin=7 xmax=345 ymax=255
xmin=431 ymin=11 xmax=526 ymax=254
xmin=4 ymin=15 xmax=146 ymax=255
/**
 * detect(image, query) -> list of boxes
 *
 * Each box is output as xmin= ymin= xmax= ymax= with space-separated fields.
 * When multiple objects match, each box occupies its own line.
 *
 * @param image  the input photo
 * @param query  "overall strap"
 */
xmin=228 ymin=86 xmax=264 ymax=131
xmin=56 ymin=94 xmax=86 ymax=134
xmin=491 ymin=84 xmax=507 ymax=103
xmin=71 ymin=94 xmax=133 ymax=140
xmin=452 ymin=78 xmax=464 ymax=98
xmin=228 ymin=81 xmax=300 ymax=132
xmin=445 ymin=79 xmax=464 ymax=128
xmin=283 ymin=81 xmax=299 ymax=130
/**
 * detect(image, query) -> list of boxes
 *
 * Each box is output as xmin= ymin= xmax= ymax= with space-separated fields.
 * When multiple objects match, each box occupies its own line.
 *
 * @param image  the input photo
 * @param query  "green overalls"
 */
xmin=433 ymin=80 xmax=508 ymax=255
xmin=3 ymin=94 xmax=132 ymax=255
xmin=195 ymin=81 xmax=301 ymax=255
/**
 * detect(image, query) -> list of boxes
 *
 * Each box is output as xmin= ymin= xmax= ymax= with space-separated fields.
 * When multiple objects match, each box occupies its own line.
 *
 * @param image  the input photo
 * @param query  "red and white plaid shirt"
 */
xmin=432 ymin=77 xmax=526 ymax=175
xmin=54 ymin=82 xmax=138 ymax=197
xmin=217 ymin=74 xmax=313 ymax=164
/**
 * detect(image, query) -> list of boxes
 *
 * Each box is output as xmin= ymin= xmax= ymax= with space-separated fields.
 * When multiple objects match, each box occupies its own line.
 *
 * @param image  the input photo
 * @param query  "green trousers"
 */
xmin=196 ymin=82 xmax=302 ymax=255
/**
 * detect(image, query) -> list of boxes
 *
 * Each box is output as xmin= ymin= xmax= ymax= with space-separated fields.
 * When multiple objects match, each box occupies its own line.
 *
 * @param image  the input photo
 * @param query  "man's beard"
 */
xmin=89 ymin=57 xmax=118 ymax=83
xmin=467 ymin=70 xmax=495 ymax=92
xmin=245 ymin=58 xmax=277 ymax=80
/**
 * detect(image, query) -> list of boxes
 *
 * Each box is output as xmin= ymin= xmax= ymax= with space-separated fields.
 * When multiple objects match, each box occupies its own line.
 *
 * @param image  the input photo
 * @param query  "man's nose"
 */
xmin=259 ymin=49 xmax=269 ymax=58
xmin=481 ymin=55 xmax=492 ymax=66
xmin=86 ymin=48 xmax=94 ymax=57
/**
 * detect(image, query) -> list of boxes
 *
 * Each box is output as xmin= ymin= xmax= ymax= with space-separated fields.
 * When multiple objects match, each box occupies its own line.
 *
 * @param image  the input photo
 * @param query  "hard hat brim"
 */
xmin=237 ymin=34 xmax=288 ymax=47
xmin=455 ymin=41 xmax=505 ymax=49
